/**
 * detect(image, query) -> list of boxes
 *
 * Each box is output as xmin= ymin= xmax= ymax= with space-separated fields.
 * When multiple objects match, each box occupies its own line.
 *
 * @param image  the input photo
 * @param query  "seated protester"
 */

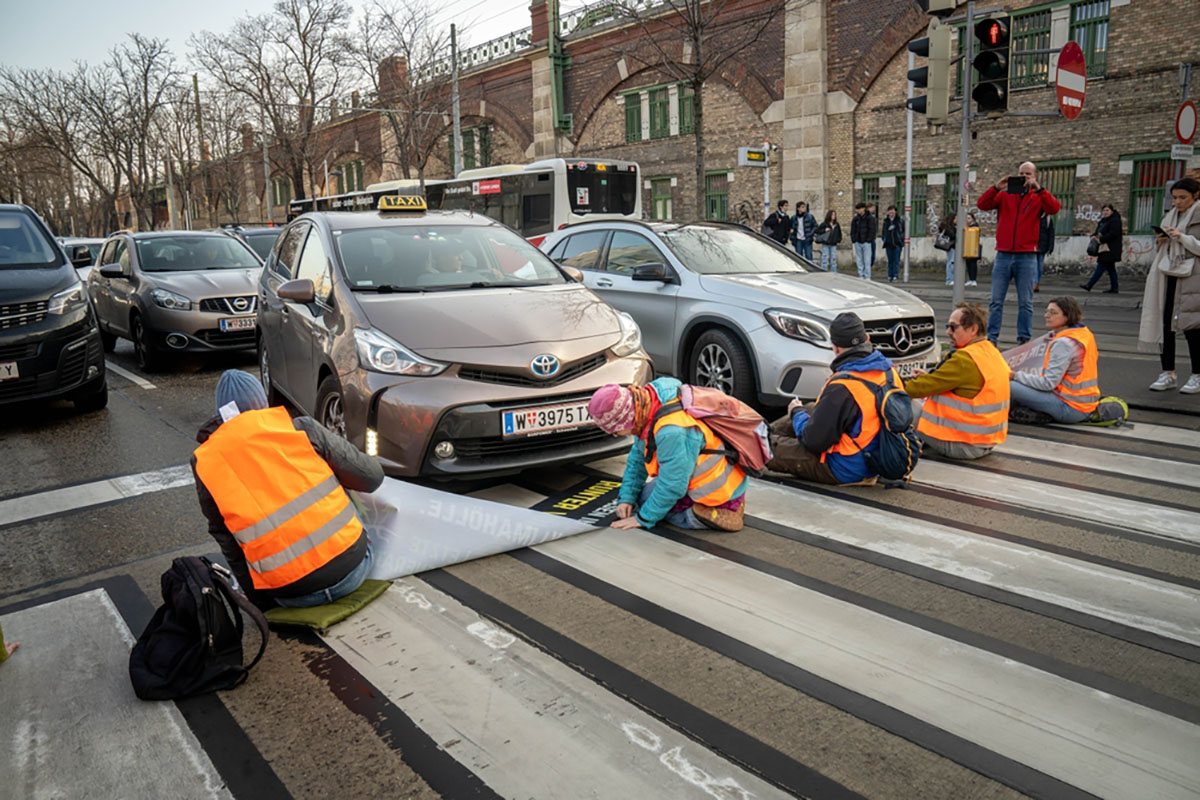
xmin=767 ymin=312 xmax=898 ymax=485
xmin=904 ymin=302 xmax=1011 ymax=460
xmin=588 ymin=378 xmax=748 ymax=532
xmin=191 ymin=370 xmax=385 ymax=610
xmin=1009 ymin=296 xmax=1100 ymax=423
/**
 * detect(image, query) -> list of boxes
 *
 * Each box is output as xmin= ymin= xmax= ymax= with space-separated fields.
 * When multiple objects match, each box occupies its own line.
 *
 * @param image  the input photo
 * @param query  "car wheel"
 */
xmin=258 ymin=339 xmax=283 ymax=406
xmin=73 ymin=378 xmax=108 ymax=413
xmin=99 ymin=329 xmax=116 ymax=353
xmin=131 ymin=314 xmax=162 ymax=372
xmin=316 ymin=375 xmax=347 ymax=439
xmin=689 ymin=329 xmax=755 ymax=404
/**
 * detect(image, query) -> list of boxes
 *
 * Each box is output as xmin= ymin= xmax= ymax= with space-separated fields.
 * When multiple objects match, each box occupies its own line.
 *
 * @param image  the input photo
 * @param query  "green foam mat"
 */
xmin=264 ymin=579 xmax=391 ymax=631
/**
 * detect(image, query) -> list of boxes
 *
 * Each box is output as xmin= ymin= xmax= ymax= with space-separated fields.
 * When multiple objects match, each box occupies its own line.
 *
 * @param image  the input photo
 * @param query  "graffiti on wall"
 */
xmin=1074 ymin=203 xmax=1104 ymax=223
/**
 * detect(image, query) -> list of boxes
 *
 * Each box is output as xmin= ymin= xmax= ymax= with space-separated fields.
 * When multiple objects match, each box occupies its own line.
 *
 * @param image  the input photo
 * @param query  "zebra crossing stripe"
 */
xmin=999 ymin=434 xmax=1200 ymax=489
xmin=1049 ymin=421 xmax=1200 ymax=449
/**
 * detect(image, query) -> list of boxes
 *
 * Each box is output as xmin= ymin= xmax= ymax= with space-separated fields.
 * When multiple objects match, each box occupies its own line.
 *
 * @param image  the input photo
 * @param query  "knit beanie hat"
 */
xmin=215 ymin=370 xmax=268 ymax=417
xmin=588 ymin=383 xmax=635 ymax=434
xmin=829 ymin=312 xmax=869 ymax=348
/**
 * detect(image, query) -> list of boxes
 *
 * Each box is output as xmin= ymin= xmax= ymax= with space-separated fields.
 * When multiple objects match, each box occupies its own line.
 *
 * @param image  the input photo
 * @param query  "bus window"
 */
xmin=521 ymin=172 xmax=553 ymax=236
xmin=567 ymin=166 xmax=637 ymax=215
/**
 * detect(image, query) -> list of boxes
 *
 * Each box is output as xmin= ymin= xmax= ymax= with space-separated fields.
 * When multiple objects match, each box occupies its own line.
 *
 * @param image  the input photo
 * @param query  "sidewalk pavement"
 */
xmin=889 ymin=269 xmax=1145 ymax=310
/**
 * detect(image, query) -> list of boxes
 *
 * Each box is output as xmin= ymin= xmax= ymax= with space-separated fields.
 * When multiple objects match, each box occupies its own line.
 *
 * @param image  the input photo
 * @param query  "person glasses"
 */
xmin=946 ymin=322 xmax=962 ymax=332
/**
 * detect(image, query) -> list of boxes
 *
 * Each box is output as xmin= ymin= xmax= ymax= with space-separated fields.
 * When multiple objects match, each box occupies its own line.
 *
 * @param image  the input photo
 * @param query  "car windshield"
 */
xmin=335 ymin=225 xmax=566 ymax=291
xmin=0 ymin=211 xmax=60 ymax=269
xmin=136 ymin=236 xmax=261 ymax=271
xmin=240 ymin=230 xmax=282 ymax=260
xmin=660 ymin=225 xmax=812 ymax=275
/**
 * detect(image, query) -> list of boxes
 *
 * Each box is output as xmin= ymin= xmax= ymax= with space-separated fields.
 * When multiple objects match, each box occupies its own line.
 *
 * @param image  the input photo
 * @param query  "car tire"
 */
xmin=99 ymin=329 xmax=116 ymax=353
xmin=258 ymin=338 xmax=284 ymax=406
xmin=131 ymin=314 xmax=162 ymax=372
xmin=315 ymin=375 xmax=347 ymax=439
xmin=73 ymin=377 xmax=108 ymax=413
xmin=689 ymin=328 xmax=755 ymax=404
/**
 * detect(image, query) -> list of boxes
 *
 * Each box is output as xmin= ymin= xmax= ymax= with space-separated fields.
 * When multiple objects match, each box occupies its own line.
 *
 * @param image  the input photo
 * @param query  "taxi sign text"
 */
xmin=378 ymin=194 xmax=427 ymax=211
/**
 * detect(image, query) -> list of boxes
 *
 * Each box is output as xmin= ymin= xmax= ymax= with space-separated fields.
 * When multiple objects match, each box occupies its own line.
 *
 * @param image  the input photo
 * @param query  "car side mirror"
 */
xmin=631 ymin=263 xmax=669 ymax=282
xmin=70 ymin=246 xmax=92 ymax=268
xmin=277 ymin=278 xmax=316 ymax=303
xmin=98 ymin=263 xmax=124 ymax=278
xmin=560 ymin=265 xmax=584 ymax=283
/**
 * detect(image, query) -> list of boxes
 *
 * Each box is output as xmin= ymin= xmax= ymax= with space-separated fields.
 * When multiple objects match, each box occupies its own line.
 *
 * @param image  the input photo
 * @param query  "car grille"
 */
xmin=458 ymin=353 xmax=608 ymax=388
xmin=0 ymin=342 xmax=38 ymax=360
xmin=0 ymin=300 xmax=48 ymax=330
xmin=58 ymin=337 xmax=97 ymax=386
xmin=451 ymin=426 xmax=613 ymax=459
xmin=0 ymin=335 xmax=96 ymax=401
xmin=866 ymin=316 xmax=936 ymax=359
xmin=199 ymin=296 xmax=257 ymax=314
xmin=195 ymin=328 xmax=257 ymax=346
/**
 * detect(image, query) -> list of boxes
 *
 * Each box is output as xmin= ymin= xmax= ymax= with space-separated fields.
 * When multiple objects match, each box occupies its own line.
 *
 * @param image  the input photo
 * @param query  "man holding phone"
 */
xmin=977 ymin=162 xmax=1062 ymax=345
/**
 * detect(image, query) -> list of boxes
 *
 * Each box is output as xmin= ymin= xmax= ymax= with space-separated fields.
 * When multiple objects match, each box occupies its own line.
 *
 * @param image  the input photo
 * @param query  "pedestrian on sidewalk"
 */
xmin=1081 ymin=204 xmax=1122 ymax=294
xmin=851 ymin=203 xmax=876 ymax=279
xmin=1140 ymin=177 xmax=1200 ymax=394
xmin=1035 ymin=215 xmax=1055 ymax=293
xmin=963 ymin=212 xmax=981 ymax=286
xmin=763 ymin=199 xmax=791 ymax=245
xmin=938 ymin=215 xmax=958 ymax=286
xmin=881 ymin=205 xmax=905 ymax=282
xmin=816 ymin=210 xmax=841 ymax=272
xmin=1009 ymin=296 xmax=1101 ymax=424
xmin=977 ymin=162 xmax=1062 ymax=345
xmin=867 ymin=203 xmax=879 ymax=268
xmin=791 ymin=201 xmax=816 ymax=261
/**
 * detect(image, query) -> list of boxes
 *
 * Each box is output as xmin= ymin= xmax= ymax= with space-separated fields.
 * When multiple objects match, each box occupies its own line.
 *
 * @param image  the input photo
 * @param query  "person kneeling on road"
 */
xmin=191 ymin=370 xmax=384 ymax=610
xmin=903 ymin=302 xmax=1010 ymax=460
xmin=588 ymin=378 xmax=748 ymax=532
xmin=1008 ymin=296 xmax=1101 ymax=424
xmin=767 ymin=312 xmax=898 ymax=485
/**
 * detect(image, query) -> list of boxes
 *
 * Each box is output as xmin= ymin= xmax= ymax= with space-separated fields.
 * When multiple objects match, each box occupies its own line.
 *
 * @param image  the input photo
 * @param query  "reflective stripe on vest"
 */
xmin=917 ymin=339 xmax=1011 ymax=446
xmin=1048 ymin=326 xmax=1100 ymax=413
xmin=193 ymin=406 xmax=363 ymax=590
xmin=818 ymin=368 xmax=897 ymax=461
xmin=645 ymin=408 xmax=746 ymax=506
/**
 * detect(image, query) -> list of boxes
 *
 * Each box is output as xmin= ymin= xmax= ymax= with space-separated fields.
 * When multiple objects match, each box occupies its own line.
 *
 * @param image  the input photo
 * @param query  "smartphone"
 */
xmin=1006 ymin=176 xmax=1026 ymax=194
xmin=1152 ymin=225 xmax=1166 ymax=235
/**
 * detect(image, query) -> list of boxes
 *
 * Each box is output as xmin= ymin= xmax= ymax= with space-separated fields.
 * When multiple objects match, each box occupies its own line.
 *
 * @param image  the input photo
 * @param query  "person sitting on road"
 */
xmin=904 ymin=302 xmax=1010 ymax=460
xmin=766 ymin=312 xmax=898 ymax=485
xmin=190 ymin=370 xmax=384 ymax=610
xmin=1008 ymin=296 xmax=1101 ymax=424
xmin=588 ymin=378 xmax=748 ymax=532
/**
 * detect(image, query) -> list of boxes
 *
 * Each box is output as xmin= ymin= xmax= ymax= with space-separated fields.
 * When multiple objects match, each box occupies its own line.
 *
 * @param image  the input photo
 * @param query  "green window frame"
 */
xmin=678 ymin=85 xmax=695 ymax=135
xmin=461 ymin=129 xmax=476 ymax=170
xmin=624 ymin=94 xmax=641 ymax=143
xmin=943 ymin=171 xmax=959 ymax=224
xmin=705 ymin=171 xmax=729 ymax=222
xmin=337 ymin=159 xmax=364 ymax=194
xmin=649 ymin=87 xmax=670 ymax=139
xmin=861 ymin=177 xmax=879 ymax=209
xmin=1127 ymin=154 xmax=1174 ymax=234
xmin=897 ymin=175 xmax=928 ymax=236
xmin=1010 ymin=8 xmax=1053 ymax=89
xmin=271 ymin=176 xmax=290 ymax=207
xmin=1071 ymin=0 xmax=1109 ymax=78
xmin=477 ymin=126 xmax=491 ymax=167
xmin=1037 ymin=163 xmax=1077 ymax=234
xmin=650 ymin=177 xmax=673 ymax=221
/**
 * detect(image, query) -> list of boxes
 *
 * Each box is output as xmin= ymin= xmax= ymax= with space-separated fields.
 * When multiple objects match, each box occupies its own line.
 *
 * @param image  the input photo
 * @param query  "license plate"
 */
xmin=220 ymin=317 xmax=256 ymax=332
xmin=896 ymin=358 xmax=932 ymax=379
xmin=0 ymin=361 xmax=17 ymax=381
xmin=502 ymin=401 xmax=594 ymax=437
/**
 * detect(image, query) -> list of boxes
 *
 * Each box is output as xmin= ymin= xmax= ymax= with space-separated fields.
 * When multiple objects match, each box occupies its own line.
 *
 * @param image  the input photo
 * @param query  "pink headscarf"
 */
xmin=588 ymin=384 xmax=634 ymax=433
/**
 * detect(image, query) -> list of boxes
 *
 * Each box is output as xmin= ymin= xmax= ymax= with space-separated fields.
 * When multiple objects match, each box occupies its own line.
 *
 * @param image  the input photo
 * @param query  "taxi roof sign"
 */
xmin=378 ymin=194 xmax=427 ymax=212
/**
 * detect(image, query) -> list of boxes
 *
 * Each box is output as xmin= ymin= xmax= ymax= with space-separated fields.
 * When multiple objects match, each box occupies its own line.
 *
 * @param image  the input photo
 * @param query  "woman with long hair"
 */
xmin=815 ymin=209 xmax=841 ymax=272
xmin=1142 ymin=177 xmax=1200 ymax=393
xmin=1080 ymin=203 xmax=1122 ymax=294
xmin=1009 ymin=296 xmax=1101 ymax=423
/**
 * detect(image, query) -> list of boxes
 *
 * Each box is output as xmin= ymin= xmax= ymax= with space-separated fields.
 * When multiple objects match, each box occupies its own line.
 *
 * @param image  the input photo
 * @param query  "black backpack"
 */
xmin=833 ymin=370 xmax=922 ymax=481
xmin=129 ymin=556 xmax=269 ymax=701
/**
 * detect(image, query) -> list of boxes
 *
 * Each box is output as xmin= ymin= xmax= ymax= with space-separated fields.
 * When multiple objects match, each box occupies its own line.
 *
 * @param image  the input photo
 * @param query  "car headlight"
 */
xmin=764 ymin=308 xmax=831 ymax=348
xmin=48 ymin=283 xmax=86 ymax=315
xmin=354 ymin=328 xmax=447 ymax=376
xmin=151 ymin=288 xmax=192 ymax=310
xmin=611 ymin=311 xmax=642 ymax=357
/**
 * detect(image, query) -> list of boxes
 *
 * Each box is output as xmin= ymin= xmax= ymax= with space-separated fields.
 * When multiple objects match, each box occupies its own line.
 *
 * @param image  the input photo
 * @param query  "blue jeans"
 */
xmin=793 ymin=240 xmax=813 ymax=261
xmin=945 ymin=247 xmax=956 ymax=284
xmin=637 ymin=480 xmax=707 ymax=529
xmin=885 ymin=246 xmax=902 ymax=280
xmin=274 ymin=543 xmax=374 ymax=608
xmin=988 ymin=251 xmax=1037 ymax=342
xmin=853 ymin=242 xmax=872 ymax=279
xmin=820 ymin=244 xmax=838 ymax=272
xmin=1009 ymin=381 xmax=1088 ymax=423
xmin=1035 ymin=253 xmax=1046 ymax=284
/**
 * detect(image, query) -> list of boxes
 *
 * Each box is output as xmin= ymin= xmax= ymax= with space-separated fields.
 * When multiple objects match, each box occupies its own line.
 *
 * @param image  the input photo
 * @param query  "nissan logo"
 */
xmin=232 ymin=296 xmax=250 ymax=312
xmin=892 ymin=323 xmax=913 ymax=355
xmin=530 ymin=354 xmax=560 ymax=378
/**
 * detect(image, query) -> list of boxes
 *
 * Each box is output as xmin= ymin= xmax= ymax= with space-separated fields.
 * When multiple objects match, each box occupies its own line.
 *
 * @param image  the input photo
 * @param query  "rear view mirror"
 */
xmin=70 ymin=246 xmax=92 ymax=268
xmin=277 ymin=278 xmax=316 ymax=303
xmin=561 ymin=265 xmax=584 ymax=283
xmin=632 ymin=263 xmax=669 ymax=282
xmin=98 ymin=263 xmax=124 ymax=279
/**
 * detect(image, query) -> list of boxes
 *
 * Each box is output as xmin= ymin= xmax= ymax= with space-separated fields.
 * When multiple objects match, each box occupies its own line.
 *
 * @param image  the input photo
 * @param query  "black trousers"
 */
xmin=1085 ymin=260 xmax=1119 ymax=292
xmin=964 ymin=257 xmax=978 ymax=282
xmin=1162 ymin=276 xmax=1200 ymax=373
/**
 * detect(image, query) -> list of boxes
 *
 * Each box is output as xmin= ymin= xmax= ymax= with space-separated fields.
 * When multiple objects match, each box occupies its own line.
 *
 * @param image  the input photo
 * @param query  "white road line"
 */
xmin=999 ymin=435 xmax=1200 ymax=489
xmin=534 ymin=530 xmax=1200 ymax=800
xmin=1048 ymin=421 xmax=1200 ymax=449
xmin=324 ymin=579 xmax=789 ymax=800
xmin=0 ymin=465 xmax=193 ymax=527
xmin=104 ymin=360 xmax=156 ymax=390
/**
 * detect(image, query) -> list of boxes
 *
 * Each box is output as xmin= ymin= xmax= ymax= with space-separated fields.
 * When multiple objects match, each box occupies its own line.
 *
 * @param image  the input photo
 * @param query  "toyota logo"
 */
xmin=530 ymin=354 xmax=560 ymax=378
xmin=232 ymin=296 xmax=250 ymax=312
xmin=892 ymin=323 xmax=913 ymax=355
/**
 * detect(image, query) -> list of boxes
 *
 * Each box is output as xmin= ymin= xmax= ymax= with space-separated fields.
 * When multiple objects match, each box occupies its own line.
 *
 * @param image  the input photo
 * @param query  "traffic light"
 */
xmin=906 ymin=19 xmax=952 ymax=125
xmin=972 ymin=16 xmax=1011 ymax=116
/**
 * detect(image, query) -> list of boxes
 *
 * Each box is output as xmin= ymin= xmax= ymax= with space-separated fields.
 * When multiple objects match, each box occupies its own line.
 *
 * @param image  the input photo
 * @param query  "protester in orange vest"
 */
xmin=191 ymin=370 xmax=384 ymax=609
xmin=767 ymin=312 xmax=898 ymax=485
xmin=904 ymin=302 xmax=1010 ymax=459
xmin=1008 ymin=296 xmax=1101 ymax=424
xmin=589 ymin=377 xmax=748 ymax=531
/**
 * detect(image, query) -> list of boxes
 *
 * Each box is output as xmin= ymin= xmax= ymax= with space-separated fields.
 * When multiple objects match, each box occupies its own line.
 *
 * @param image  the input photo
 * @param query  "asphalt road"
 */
xmin=2 ymin=282 xmax=1199 ymax=800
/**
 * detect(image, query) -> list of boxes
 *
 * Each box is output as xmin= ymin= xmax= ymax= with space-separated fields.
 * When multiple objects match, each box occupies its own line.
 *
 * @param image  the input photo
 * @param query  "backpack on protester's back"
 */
xmin=834 ymin=371 xmax=922 ymax=481
xmin=645 ymin=385 xmax=773 ymax=476
xmin=129 ymin=556 xmax=268 ymax=701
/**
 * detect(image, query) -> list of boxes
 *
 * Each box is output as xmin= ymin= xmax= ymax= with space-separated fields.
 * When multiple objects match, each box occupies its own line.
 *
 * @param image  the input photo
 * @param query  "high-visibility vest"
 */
xmin=194 ymin=406 xmax=364 ymax=591
xmin=818 ymin=367 xmax=900 ymax=460
xmin=644 ymin=406 xmax=746 ymax=506
xmin=917 ymin=340 xmax=1011 ymax=446
xmin=1049 ymin=326 xmax=1100 ymax=413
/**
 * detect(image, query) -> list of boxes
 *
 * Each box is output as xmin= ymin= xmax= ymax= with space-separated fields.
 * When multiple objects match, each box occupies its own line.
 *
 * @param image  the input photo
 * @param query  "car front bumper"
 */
xmin=143 ymin=305 xmax=258 ymax=352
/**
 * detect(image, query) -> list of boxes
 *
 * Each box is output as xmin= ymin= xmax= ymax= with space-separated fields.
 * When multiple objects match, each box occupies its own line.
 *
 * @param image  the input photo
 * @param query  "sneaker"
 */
xmin=1149 ymin=371 xmax=1178 ymax=391
xmin=1182 ymin=374 xmax=1200 ymax=394
xmin=966 ymin=280 xmax=977 ymax=286
xmin=945 ymin=280 xmax=954 ymax=286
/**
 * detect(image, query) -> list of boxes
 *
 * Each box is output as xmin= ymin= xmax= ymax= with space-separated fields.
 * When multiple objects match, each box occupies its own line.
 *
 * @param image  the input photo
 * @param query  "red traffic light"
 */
xmin=974 ymin=17 xmax=1009 ymax=47
xmin=985 ymin=21 xmax=1000 ymax=45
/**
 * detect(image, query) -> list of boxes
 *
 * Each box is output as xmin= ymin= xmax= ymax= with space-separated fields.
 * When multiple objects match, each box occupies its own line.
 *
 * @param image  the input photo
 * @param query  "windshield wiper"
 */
xmin=352 ymin=284 xmax=423 ymax=293
xmin=422 ymin=281 xmax=497 ymax=291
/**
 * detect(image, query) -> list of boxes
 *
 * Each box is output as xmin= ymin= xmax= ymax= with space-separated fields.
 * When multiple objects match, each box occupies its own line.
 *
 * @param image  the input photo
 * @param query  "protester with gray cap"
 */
xmin=190 ymin=370 xmax=384 ymax=610
xmin=766 ymin=313 xmax=899 ymax=485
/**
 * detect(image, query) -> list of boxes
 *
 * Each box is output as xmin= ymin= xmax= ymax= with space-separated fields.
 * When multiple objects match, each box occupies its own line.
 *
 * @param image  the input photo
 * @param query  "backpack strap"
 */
xmin=204 ymin=558 xmax=269 ymax=673
xmin=643 ymin=396 xmax=732 ymax=465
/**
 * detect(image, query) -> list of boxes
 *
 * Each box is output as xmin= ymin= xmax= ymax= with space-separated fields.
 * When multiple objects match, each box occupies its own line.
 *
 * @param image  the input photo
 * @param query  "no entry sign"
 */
xmin=1177 ymin=101 xmax=1197 ymax=145
xmin=1056 ymin=41 xmax=1087 ymax=120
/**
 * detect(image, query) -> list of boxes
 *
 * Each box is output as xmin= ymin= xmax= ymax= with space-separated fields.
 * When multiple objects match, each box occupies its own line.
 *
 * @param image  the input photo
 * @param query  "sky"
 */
xmin=0 ymin=0 xmax=552 ymax=73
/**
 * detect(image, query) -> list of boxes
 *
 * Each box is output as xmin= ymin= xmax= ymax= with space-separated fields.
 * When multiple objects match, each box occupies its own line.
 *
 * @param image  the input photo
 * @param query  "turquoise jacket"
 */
xmin=618 ymin=377 xmax=747 ymax=527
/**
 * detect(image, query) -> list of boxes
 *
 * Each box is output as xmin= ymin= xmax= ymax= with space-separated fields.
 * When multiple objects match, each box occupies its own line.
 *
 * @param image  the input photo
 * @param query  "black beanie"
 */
xmin=830 ymin=312 xmax=868 ymax=348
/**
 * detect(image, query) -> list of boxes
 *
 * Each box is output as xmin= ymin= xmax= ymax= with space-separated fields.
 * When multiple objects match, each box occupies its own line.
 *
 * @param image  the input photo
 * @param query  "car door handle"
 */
xmin=280 ymin=305 xmax=290 ymax=319
xmin=595 ymin=279 xmax=613 ymax=288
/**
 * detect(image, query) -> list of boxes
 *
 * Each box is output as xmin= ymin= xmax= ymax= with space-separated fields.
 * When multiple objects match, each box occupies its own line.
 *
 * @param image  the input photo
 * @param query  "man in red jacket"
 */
xmin=976 ymin=162 xmax=1061 ymax=344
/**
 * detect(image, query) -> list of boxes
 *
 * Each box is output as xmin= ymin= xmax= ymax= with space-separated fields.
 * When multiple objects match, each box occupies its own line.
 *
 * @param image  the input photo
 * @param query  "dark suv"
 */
xmin=0 ymin=204 xmax=107 ymax=411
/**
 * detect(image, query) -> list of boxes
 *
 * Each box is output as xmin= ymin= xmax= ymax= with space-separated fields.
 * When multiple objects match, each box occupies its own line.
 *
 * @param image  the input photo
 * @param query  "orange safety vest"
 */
xmin=193 ymin=406 xmax=364 ymax=591
xmin=644 ymin=407 xmax=746 ymax=506
xmin=1048 ymin=326 xmax=1100 ymax=413
xmin=917 ymin=339 xmax=1011 ymax=446
xmin=818 ymin=367 xmax=901 ymax=461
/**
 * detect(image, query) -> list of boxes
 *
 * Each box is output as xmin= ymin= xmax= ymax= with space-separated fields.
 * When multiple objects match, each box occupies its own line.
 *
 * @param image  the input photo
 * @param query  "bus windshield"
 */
xmin=567 ymin=165 xmax=637 ymax=215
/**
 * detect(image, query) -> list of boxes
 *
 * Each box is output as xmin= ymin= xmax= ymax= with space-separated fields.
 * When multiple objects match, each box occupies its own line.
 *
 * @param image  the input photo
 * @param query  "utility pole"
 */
xmin=904 ymin=49 xmax=914 ymax=283
xmin=953 ymin=1 xmax=975 ymax=305
xmin=451 ymin=23 xmax=463 ymax=177
xmin=261 ymin=110 xmax=272 ymax=224
xmin=1179 ymin=63 xmax=1193 ymax=181
xmin=165 ymin=154 xmax=178 ymax=229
